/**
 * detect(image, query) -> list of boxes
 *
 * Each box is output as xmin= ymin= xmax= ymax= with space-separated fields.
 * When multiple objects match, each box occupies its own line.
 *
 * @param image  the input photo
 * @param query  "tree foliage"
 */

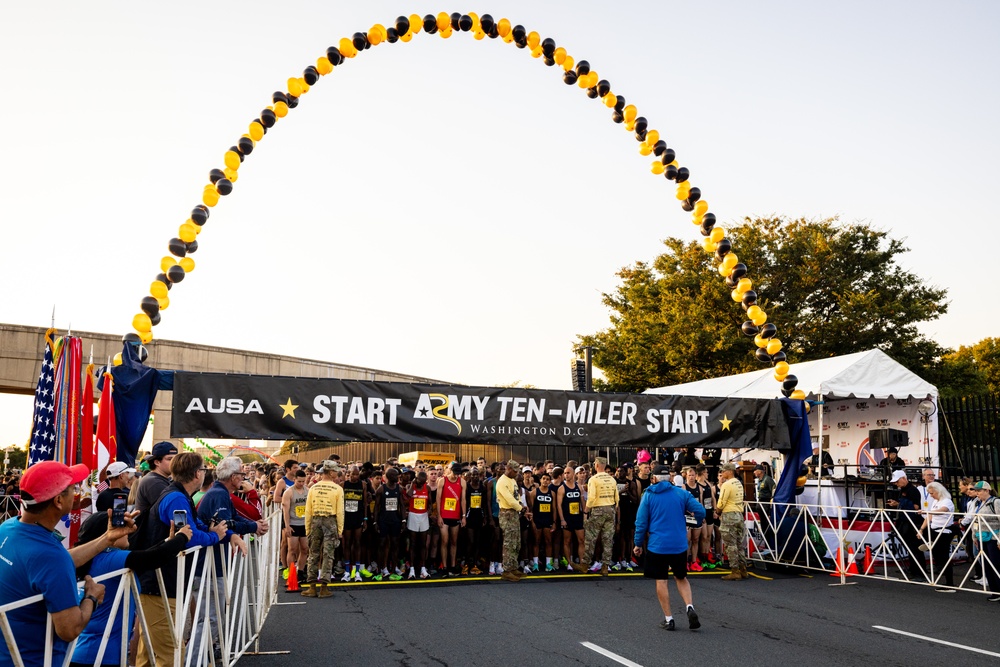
xmin=578 ymin=217 xmax=950 ymax=392
xmin=937 ymin=338 xmax=1000 ymax=398
xmin=278 ymin=440 xmax=339 ymax=455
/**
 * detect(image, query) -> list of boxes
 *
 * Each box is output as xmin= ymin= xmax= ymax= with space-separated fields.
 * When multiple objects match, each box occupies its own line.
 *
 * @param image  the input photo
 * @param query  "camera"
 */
xmin=111 ymin=496 xmax=127 ymax=528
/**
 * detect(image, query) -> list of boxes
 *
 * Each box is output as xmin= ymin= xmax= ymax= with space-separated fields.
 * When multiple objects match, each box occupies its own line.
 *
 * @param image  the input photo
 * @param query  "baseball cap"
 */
xmin=151 ymin=441 xmax=178 ymax=459
xmin=720 ymin=463 xmax=738 ymax=473
xmin=20 ymin=461 xmax=90 ymax=505
xmin=652 ymin=464 xmax=672 ymax=476
xmin=890 ymin=470 xmax=907 ymax=483
xmin=320 ymin=460 xmax=341 ymax=473
xmin=522 ymin=466 xmax=533 ymax=473
xmin=973 ymin=481 xmax=993 ymax=492
xmin=106 ymin=462 xmax=136 ymax=478
xmin=753 ymin=464 xmax=765 ymax=472
xmin=574 ymin=466 xmax=587 ymax=473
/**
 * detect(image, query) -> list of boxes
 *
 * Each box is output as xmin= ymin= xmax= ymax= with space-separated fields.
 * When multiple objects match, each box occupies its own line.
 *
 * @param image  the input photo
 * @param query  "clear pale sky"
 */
xmin=2 ymin=1 xmax=998 ymax=448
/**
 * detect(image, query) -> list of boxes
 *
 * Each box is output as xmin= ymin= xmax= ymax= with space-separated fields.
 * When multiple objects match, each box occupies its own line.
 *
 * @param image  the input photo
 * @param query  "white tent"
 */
xmin=647 ymin=349 xmax=939 ymax=481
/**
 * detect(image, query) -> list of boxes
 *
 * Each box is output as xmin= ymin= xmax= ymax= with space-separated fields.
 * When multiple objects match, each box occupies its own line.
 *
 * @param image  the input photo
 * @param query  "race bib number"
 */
xmin=569 ymin=502 xmax=580 ymax=515
xmin=539 ymin=503 xmax=551 ymax=513
xmin=345 ymin=500 xmax=359 ymax=514
xmin=413 ymin=498 xmax=426 ymax=510
xmin=294 ymin=505 xmax=306 ymax=518
xmin=385 ymin=497 xmax=398 ymax=512
xmin=470 ymin=495 xmax=481 ymax=509
xmin=444 ymin=498 xmax=457 ymax=512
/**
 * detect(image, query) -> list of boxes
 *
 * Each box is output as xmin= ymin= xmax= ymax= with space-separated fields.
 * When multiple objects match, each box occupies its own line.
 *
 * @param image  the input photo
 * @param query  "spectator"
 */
xmin=970 ymin=481 xmax=1000 ymax=602
xmin=917 ymin=481 xmax=955 ymax=592
xmin=134 ymin=442 xmax=177 ymax=515
xmin=133 ymin=452 xmax=228 ymax=667
xmin=886 ymin=470 xmax=924 ymax=580
xmin=192 ymin=467 xmax=215 ymax=506
xmin=0 ymin=461 xmax=134 ymax=667
xmin=94 ymin=462 xmax=136 ymax=513
xmin=283 ymin=470 xmax=311 ymax=582
xmin=633 ymin=464 xmax=705 ymax=631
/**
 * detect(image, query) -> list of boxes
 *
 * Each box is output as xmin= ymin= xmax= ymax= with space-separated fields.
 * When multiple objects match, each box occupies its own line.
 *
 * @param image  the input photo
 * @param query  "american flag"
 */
xmin=28 ymin=329 xmax=57 ymax=467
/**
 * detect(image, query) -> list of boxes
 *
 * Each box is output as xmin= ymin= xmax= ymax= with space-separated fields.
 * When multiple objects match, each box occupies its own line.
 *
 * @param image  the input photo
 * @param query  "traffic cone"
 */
xmin=863 ymin=545 xmax=874 ymax=574
xmin=830 ymin=548 xmax=843 ymax=577
xmin=747 ymin=537 xmax=757 ymax=558
xmin=286 ymin=562 xmax=299 ymax=592
xmin=844 ymin=547 xmax=859 ymax=575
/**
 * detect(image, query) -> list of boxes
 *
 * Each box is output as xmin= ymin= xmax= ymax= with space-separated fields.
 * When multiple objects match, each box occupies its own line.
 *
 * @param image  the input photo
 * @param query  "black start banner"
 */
xmin=170 ymin=373 xmax=792 ymax=450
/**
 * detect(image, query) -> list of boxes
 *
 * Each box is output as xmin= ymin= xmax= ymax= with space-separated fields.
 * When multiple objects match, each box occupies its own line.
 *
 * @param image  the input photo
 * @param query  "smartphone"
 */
xmin=111 ymin=496 xmax=127 ymax=528
xmin=173 ymin=509 xmax=188 ymax=528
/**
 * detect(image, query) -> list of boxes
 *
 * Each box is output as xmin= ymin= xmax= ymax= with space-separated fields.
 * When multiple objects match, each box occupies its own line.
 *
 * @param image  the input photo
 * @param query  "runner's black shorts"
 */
xmin=289 ymin=524 xmax=306 ymax=538
xmin=643 ymin=550 xmax=688 ymax=580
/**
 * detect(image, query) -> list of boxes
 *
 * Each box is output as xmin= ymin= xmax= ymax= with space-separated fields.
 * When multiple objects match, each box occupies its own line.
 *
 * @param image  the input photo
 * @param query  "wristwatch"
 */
xmin=84 ymin=594 xmax=100 ymax=608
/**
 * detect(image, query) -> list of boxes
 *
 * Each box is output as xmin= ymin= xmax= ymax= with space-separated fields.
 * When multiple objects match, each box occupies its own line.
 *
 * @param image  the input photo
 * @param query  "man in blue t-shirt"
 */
xmin=0 ymin=460 xmax=136 ymax=667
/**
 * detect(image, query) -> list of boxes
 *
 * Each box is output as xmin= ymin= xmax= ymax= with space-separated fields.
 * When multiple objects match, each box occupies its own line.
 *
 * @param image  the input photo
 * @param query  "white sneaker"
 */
xmin=341 ymin=571 xmax=351 ymax=582
xmin=408 ymin=567 xmax=416 ymax=580
xmin=420 ymin=567 xmax=429 ymax=579
xmin=972 ymin=577 xmax=985 ymax=585
xmin=381 ymin=568 xmax=390 ymax=577
xmin=565 ymin=562 xmax=574 ymax=571
xmin=523 ymin=565 xmax=532 ymax=574
xmin=353 ymin=570 xmax=362 ymax=582
xmin=488 ymin=563 xmax=496 ymax=575
xmin=588 ymin=562 xmax=602 ymax=573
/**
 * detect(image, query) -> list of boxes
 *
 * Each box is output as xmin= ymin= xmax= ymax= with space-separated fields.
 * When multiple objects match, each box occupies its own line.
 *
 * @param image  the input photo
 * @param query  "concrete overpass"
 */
xmin=0 ymin=323 xmax=443 ymax=446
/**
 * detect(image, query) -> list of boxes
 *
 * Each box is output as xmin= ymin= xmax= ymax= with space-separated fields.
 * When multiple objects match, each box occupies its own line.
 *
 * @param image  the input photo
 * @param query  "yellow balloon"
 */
xmin=287 ymin=77 xmax=303 ymax=98
xmin=651 ymin=161 xmax=665 ymax=175
xmin=474 ymin=30 xmax=485 ymax=40
xmin=737 ymin=277 xmax=753 ymax=293
xmin=339 ymin=37 xmax=357 ymax=58
xmin=754 ymin=334 xmax=767 ymax=348
xmin=692 ymin=212 xmax=704 ymax=226
xmin=316 ymin=57 xmax=333 ymax=75
xmin=531 ymin=46 xmax=543 ymax=58
xmin=179 ymin=257 xmax=195 ymax=272
xmin=160 ymin=256 xmax=177 ymax=272
xmin=132 ymin=313 xmax=152 ymax=333
xmin=157 ymin=295 xmax=170 ymax=310
xmin=624 ymin=120 xmax=635 ymax=131
xmin=791 ymin=389 xmax=807 ymax=401
xmin=639 ymin=144 xmax=652 ymax=156
xmin=731 ymin=289 xmax=743 ymax=302
xmin=774 ymin=371 xmax=787 ymax=382
xmin=411 ymin=14 xmax=423 ymax=33
xmin=694 ymin=200 xmax=709 ymax=216
xmin=249 ymin=121 xmax=264 ymax=142
xmin=676 ymin=183 xmax=691 ymax=200
xmin=437 ymin=13 xmax=450 ymax=31
xmin=400 ymin=32 xmax=412 ymax=43
xmin=804 ymin=401 xmax=811 ymax=413
xmin=150 ymin=281 xmax=168 ymax=299
xmin=224 ymin=150 xmax=241 ymax=171
xmin=297 ymin=78 xmax=309 ymax=94
xmin=562 ymin=55 xmax=574 ymax=72
xmin=554 ymin=47 xmax=566 ymax=65
xmin=723 ymin=253 xmax=739 ymax=270
xmin=139 ymin=331 xmax=153 ymax=344
xmin=527 ymin=31 xmax=540 ymax=49
xmin=441 ymin=27 xmax=453 ymax=39
xmin=710 ymin=227 xmax=725 ymax=243
xmin=775 ymin=361 xmax=790 ymax=376
xmin=718 ymin=263 xmax=734 ymax=278
xmin=766 ymin=339 xmax=783 ymax=356
xmin=113 ymin=352 xmax=123 ymax=366
xmin=702 ymin=238 xmax=717 ymax=253
xmin=498 ymin=18 xmax=512 ymax=37
xmin=603 ymin=93 xmax=616 ymax=108
xmin=368 ymin=25 xmax=383 ymax=45
xmin=587 ymin=72 xmax=599 ymax=88
xmin=623 ymin=105 xmax=637 ymax=123
xmin=751 ymin=310 xmax=768 ymax=326
xmin=224 ymin=167 xmax=239 ymax=182
xmin=501 ymin=30 xmax=512 ymax=43
xmin=645 ymin=130 xmax=660 ymax=145
xmin=178 ymin=225 xmax=196 ymax=244
xmin=747 ymin=305 xmax=762 ymax=320
xmin=577 ymin=75 xmax=590 ymax=89
xmin=202 ymin=189 xmax=219 ymax=207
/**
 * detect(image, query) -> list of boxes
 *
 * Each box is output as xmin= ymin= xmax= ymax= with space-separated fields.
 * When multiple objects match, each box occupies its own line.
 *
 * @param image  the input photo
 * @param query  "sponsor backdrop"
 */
xmin=171 ymin=373 xmax=793 ymax=450
xmin=821 ymin=397 xmax=939 ymax=471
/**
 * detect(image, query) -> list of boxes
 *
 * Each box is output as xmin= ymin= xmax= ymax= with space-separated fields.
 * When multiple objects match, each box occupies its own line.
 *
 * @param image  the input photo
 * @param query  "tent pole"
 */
xmin=817 ymin=385 xmax=825 ymax=516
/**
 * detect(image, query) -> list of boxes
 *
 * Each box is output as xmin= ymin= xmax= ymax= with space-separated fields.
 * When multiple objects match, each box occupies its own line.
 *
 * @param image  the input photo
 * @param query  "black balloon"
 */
xmin=664 ymin=165 xmax=678 ymax=180
xmin=191 ymin=205 xmax=209 ymax=225
xmin=386 ymin=27 xmax=399 ymax=43
xmin=782 ymin=375 xmax=799 ymax=391
xmin=155 ymin=273 xmax=173 ymax=290
xmin=586 ymin=87 xmax=599 ymax=99
xmin=185 ymin=240 xmax=198 ymax=254
xmin=687 ymin=187 xmax=701 ymax=203
xmin=326 ymin=47 xmax=344 ymax=66
xmin=633 ymin=116 xmax=647 ymax=135
xmin=597 ymin=79 xmax=610 ymax=97
xmin=725 ymin=274 xmax=738 ymax=288
xmin=676 ymin=166 xmax=690 ymax=183
xmin=741 ymin=321 xmax=759 ymax=336
xmin=755 ymin=348 xmax=772 ymax=363
xmin=229 ymin=146 xmax=244 ymax=162
xmin=122 ymin=332 xmax=142 ymax=345
xmin=141 ymin=296 xmax=160 ymax=316
xmin=363 ymin=39 xmax=371 ymax=50
xmin=716 ymin=239 xmax=732 ymax=256
xmin=138 ymin=345 xmax=149 ymax=362
xmin=615 ymin=95 xmax=625 ymax=112
xmin=730 ymin=262 xmax=747 ymax=279
xmin=216 ymin=178 xmax=233 ymax=196
xmin=166 ymin=265 xmax=185 ymax=283
xmin=512 ymin=24 xmax=526 ymax=41
xmin=543 ymin=56 xmax=555 ymax=66
xmin=741 ymin=290 xmax=758 ymax=308
xmin=486 ymin=22 xmax=499 ymax=38
xmin=149 ymin=312 xmax=161 ymax=327
xmin=681 ymin=200 xmax=694 ymax=212
xmin=699 ymin=222 xmax=713 ymax=237
xmin=480 ymin=14 xmax=495 ymax=33
xmin=423 ymin=15 xmax=438 ymax=33
xmin=168 ymin=238 xmax=187 ymax=257
xmin=352 ymin=32 xmax=368 ymax=51
xmin=771 ymin=350 xmax=787 ymax=363
xmin=449 ymin=12 xmax=461 ymax=30
xmin=661 ymin=148 xmax=676 ymax=165
xmin=611 ymin=111 xmax=624 ymax=123
xmin=458 ymin=14 xmax=472 ymax=31
xmin=563 ymin=71 xmax=578 ymax=85
xmin=260 ymin=108 xmax=276 ymax=128
xmin=652 ymin=140 xmax=667 ymax=156
xmin=542 ymin=37 xmax=556 ymax=56
xmin=238 ymin=136 xmax=254 ymax=156
xmin=576 ymin=60 xmax=590 ymax=76
xmin=272 ymin=91 xmax=289 ymax=105
xmin=395 ymin=16 xmax=410 ymax=34
xmin=287 ymin=95 xmax=299 ymax=109
xmin=760 ymin=323 xmax=777 ymax=339
xmin=781 ymin=388 xmax=793 ymax=398
xmin=303 ymin=66 xmax=319 ymax=85
xmin=702 ymin=212 xmax=716 ymax=227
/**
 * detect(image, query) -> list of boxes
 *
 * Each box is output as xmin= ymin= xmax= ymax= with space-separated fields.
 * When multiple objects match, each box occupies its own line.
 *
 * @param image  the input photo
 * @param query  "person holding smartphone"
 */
xmin=95 ymin=462 xmax=136 ymax=513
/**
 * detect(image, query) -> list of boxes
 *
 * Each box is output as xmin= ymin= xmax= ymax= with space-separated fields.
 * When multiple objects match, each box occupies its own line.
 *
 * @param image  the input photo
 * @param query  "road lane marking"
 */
xmin=580 ymin=642 xmax=644 ymax=667
xmin=873 ymin=626 xmax=1000 ymax=658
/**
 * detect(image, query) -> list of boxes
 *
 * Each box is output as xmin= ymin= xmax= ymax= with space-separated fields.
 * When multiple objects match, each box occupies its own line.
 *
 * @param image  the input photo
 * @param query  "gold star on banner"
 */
xmin=719 ymin=415 xmax=732 ymax=431
xmin=279 ymin=398 xmax=299 ymax=419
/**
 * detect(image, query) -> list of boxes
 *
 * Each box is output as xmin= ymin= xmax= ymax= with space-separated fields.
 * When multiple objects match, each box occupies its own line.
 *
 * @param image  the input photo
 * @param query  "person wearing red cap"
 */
xmin=0 ymin=461 xmax=137 ymax=667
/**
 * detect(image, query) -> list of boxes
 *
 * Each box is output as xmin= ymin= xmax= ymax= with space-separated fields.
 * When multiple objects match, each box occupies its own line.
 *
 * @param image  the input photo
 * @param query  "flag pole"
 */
xmin=51 ymin=305 xmax=55 ymax=329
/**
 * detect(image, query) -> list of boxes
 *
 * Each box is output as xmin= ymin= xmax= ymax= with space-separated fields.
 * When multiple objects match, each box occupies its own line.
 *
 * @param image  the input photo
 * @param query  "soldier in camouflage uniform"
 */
xmin=715 ymin=462 xmax=748 ymax=580
xmin=303 ymin=461 xmax=345 ymax=598
xmin=495 ymin=460 xmax=531 ymax=581
xmin=573 ymin=457 xmax=620 ymax=576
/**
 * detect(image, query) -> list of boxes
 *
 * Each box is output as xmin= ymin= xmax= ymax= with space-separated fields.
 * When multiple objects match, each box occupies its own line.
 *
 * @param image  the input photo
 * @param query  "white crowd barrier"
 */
xmin=0 ymin=507 xmax=281 ymax=667
xmin=745 ymin=501 xmax=1000 ymax=592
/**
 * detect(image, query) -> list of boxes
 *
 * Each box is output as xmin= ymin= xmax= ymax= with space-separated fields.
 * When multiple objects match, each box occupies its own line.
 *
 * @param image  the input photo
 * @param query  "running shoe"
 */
xmin=381 ymin=568 xmax=390 ymax=578
xmin=531 ymin=562 xmax=540 ymax=573
xmin=560 ymin=557 xmax=569 ymax=567
xmin=408 ymin=567 xmax=416 ymax=580
xmin=689 ymin=561 xmax=703 ymax=572
xmin=389 ymin=573 xmax=402 ymax=581
xmin=972 ymin=577 xmax=985 ymax=585
xmin=565 ymin=562 xmax=575 ymax=571
xmin=523 ymin=565 xmax=532 ymax=574
xmin=360 ymin=567 xmax=373 ymax=579
xmin=282 ymin=568 xmax=289 ymax=581
xmin=588 ymin=562 xmax=602 ymax=573
xmin=545 ymin=563 xmax=556 ymax=572
xmin=488 ymin=563 xmax=496 ymax=575
xmin=461 ymin=564 xmax=469 ymax=575
xmin=470 ymin=566 xmax=482 ymax=575
xmin=629 ymin=559 xmax=640 ymax=568
xmin=624 ymin=562 xmax=634 ymax=572
xmin=353 ymin=571 xmax=362 ymax=582
xmin=340 ymin=571 xmax=351 ymax=583
xmin=705 ymin=553 xmax=717 ymax=565
xmin=372 ymin=574 xmax=383 ymax=582
xmin=611 ymin=562 xmax=622 ymax=572
xmin=988 ymin=594 xmax=1000 ymax=603
xmin=659 ymin=619 xmax=675 ymax=631
xmin=686 ymin=607 xmax=701 ymax=630
xmin=420 ymin=567 xmax=430 ymax=579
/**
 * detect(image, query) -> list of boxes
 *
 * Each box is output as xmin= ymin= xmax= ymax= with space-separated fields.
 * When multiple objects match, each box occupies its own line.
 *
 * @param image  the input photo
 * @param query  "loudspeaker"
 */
xmin=868 ymin=428 xmax=909 ymax=450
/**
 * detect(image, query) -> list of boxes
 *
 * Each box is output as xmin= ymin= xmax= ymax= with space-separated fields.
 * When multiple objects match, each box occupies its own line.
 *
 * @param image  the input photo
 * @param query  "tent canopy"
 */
xmin=646 ymin=349 xmax=937 ymax=401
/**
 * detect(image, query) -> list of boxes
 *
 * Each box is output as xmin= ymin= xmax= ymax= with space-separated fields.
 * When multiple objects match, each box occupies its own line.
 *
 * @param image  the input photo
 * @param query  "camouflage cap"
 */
xmin=594 ymin=456 xmax=608 ymax=466
xmin=507 ymin=459 xmax=520 ymax=469
xmin=321 ymin=460 xmax=341 ymax=473
xmin=720 ymin=462 xmax=738 ymax=473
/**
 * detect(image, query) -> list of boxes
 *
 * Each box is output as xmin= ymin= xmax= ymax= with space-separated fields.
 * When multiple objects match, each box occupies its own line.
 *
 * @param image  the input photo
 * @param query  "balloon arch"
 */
xmin=119 ymin=12 xmax=804 ymax=401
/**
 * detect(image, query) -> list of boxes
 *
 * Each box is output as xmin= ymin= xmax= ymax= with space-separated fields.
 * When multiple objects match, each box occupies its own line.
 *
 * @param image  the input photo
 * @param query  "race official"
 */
xmin=633 ymin=464 xmax=705 ymax=631
xmin=573 ymin=457 xmax=620 ymax=576
xmin=495 ymin=460 xmax=530 ymax=582
xmin=716 ymin=462 xmax=749 ymax=580
xmin=302 ymin=460 xmax=345 ymax=598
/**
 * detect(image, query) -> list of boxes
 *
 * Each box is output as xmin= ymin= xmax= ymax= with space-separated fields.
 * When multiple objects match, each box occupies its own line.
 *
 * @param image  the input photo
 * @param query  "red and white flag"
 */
xmin=95 ymin=371 xmax=117 ymax=483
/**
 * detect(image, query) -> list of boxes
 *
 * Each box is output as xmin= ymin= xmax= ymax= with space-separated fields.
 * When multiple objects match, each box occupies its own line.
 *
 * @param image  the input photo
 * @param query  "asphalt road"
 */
xmin=243 ymin=568 xmax=1000 ymax=667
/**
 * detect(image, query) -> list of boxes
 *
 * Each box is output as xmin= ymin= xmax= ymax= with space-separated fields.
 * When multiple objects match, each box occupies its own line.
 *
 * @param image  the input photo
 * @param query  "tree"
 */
xmin=578 ymin=217 xmax=950 ymax=392
xmin=937 ymin=338 xmax=1000 ymax=398
xmin=278 ymin=440 xmax=340 ymax=456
